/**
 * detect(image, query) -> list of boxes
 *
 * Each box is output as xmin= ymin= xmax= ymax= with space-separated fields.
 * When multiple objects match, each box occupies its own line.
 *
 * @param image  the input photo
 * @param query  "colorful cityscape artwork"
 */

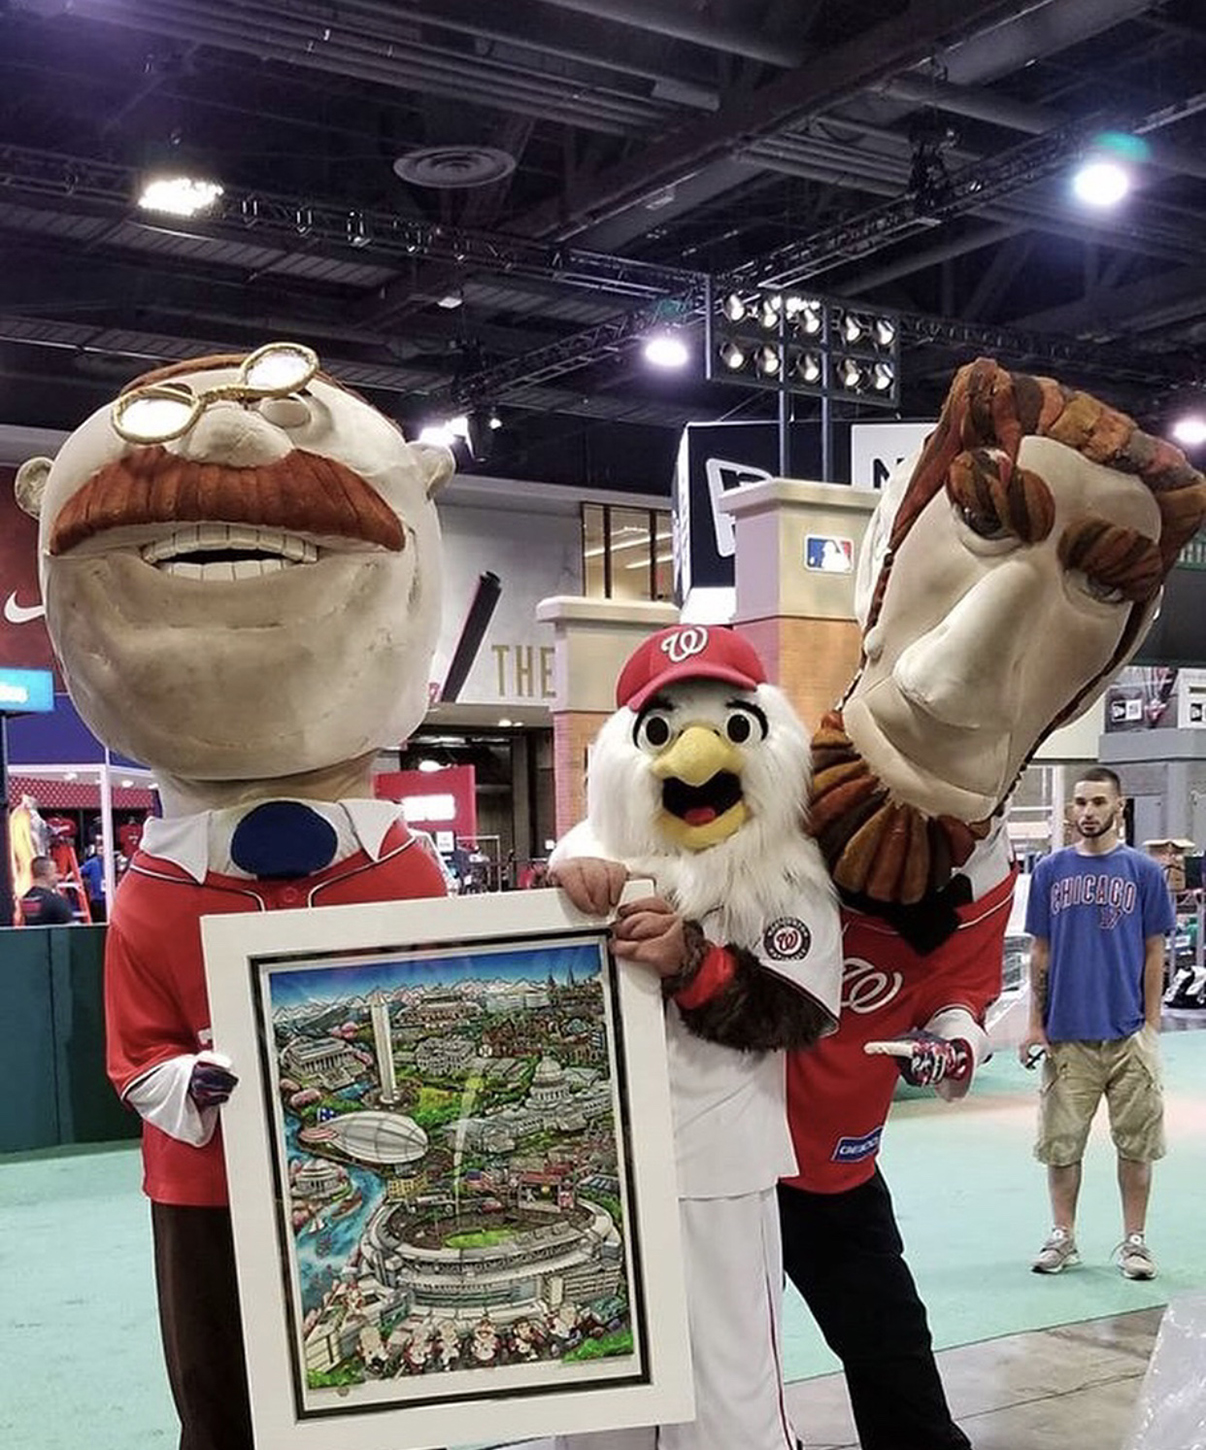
xmin=254 ymin=932 xmax=647 ymax=1416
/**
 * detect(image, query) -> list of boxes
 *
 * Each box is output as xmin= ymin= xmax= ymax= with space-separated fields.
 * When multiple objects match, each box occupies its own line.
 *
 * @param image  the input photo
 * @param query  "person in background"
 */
xmin=80 ymin=846 xmax=108 ymax=923
xmin=1020 ymin=766 xmax=1174 ymax=1280
xmin=20 ymin=855 xmax=75 ymax=925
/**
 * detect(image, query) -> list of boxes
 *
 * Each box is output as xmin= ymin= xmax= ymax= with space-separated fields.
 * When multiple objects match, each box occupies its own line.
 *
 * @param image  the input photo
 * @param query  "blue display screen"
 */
xmin=0 ymin=667 xmax=55 ymax=714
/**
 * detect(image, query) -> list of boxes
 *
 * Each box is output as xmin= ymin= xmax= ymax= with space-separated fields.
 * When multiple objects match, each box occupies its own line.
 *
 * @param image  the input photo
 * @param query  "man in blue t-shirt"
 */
xmin=1020 ymin=766 xmax=1174 ymax=1280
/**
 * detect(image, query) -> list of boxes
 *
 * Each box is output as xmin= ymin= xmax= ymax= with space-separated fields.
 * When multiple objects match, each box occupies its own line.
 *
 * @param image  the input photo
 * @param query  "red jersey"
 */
xmin=783 ymin=870 xmax=1014 ymax=1193
xmin=106 ymin=824 xmax=446 ymax=1208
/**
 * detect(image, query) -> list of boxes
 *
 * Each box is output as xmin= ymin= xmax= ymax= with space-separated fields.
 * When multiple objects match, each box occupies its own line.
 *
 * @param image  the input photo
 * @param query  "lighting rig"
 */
xmin=705 ymin=281 xmax=900 ymax=477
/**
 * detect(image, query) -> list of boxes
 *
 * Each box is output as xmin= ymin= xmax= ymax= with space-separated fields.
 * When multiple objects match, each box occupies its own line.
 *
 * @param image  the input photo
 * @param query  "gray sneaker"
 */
xmin=1032 ymin=1227 xmax=1080 ymax=1274
xmin=1117 ymin=1234 xmax=1157 ymax=1280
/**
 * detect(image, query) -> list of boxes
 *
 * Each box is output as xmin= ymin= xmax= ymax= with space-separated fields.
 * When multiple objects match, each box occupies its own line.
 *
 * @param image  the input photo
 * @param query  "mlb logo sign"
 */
xmin=804 ymin=534 xmax=853 ymax=573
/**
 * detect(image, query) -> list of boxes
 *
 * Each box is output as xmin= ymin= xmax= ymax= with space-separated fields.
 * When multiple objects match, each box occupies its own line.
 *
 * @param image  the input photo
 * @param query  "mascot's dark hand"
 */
xmin=189 ymin=1059 xmax=239 ymax=1110
xmin=864 ymin=1030 xmax=972 ymax=1087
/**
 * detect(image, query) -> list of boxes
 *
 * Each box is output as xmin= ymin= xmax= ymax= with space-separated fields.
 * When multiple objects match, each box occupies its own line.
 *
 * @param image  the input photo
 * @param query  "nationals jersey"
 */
xmin=784 ymin=869 xmax=1014 ymax=1194
xmin=106 ymin=821 xmax=446 ymax=1208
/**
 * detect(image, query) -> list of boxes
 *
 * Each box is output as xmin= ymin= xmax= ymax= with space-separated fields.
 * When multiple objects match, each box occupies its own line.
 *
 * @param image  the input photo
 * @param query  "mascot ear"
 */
xmin=414 ymin=442 xmax=455 ymax=499
xmin=15 ymin=456 xmax=53 ymax=519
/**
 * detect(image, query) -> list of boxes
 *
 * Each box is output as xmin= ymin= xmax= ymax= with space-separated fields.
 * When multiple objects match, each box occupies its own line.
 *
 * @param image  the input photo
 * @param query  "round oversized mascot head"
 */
xmin=811 ymin=358 xmax=1206 ymax=906
xmin=15 ymin=343 xmax=451 ymax=793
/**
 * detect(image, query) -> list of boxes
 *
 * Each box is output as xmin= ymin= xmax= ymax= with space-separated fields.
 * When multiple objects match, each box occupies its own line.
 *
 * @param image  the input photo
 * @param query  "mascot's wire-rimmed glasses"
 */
xmin=110 ymin=341 xmax=319 ymax=444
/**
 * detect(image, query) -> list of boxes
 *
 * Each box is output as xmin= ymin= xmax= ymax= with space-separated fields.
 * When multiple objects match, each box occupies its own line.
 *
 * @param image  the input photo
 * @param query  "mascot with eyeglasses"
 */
xmin=777 ymin=359 xmax=1206 ymax=1450
xmin=16 ymin=343 xmax=452 ymax=1450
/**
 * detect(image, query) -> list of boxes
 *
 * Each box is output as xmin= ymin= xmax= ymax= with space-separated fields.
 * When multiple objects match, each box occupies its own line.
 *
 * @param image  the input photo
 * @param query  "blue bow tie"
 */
xmin=229 ymin=801 xmax=339 ymax=880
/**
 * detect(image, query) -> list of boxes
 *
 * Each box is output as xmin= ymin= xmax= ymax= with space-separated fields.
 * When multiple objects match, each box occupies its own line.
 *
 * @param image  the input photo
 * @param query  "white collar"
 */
xmin=139 ymin=798 xmax=407 ymax=884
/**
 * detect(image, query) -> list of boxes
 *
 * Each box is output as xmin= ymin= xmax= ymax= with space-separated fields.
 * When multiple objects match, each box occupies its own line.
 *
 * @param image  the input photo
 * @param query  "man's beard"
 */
xmin=1076 ymin=811 xmax=1117 ymax=840
xmin=809 ymin=709 xmax=992 ymax=907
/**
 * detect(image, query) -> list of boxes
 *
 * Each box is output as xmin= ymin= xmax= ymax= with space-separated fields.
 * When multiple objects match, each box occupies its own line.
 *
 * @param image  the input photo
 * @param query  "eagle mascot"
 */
xmin=551 ymin=623 xmax=842 ymax=1450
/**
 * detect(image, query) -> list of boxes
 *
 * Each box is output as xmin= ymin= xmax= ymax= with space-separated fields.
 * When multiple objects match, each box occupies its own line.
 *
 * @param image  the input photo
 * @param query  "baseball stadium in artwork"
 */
xmin=255 ymin=933 xmax=647 ymax=1415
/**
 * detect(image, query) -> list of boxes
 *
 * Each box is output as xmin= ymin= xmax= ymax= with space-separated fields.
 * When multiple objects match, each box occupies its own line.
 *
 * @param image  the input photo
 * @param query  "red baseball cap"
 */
xmin=616 ymin=625 xmax=768 ymax=711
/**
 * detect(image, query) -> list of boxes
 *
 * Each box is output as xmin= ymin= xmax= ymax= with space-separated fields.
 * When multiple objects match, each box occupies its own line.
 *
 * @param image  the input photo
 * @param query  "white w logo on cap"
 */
xmin=660 ymin=627 xmax=709 ymax=664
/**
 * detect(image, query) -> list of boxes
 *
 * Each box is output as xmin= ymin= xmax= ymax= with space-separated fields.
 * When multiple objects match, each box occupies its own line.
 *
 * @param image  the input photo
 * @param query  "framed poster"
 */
xmin=202 ymin=884 xmax=691 ymax=1450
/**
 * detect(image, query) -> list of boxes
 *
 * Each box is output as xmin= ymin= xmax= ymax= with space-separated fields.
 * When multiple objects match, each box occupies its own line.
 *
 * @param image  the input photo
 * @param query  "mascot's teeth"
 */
xmin=162 ymin=559 xmax=288 ymax=580
xmin=140 ymin=524 xmax=318 ymax=568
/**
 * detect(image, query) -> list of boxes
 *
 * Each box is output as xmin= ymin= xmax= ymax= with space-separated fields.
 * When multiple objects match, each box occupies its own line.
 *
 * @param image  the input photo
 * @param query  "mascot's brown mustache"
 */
xmin=49 ymin=444 xmax=405 ymax=555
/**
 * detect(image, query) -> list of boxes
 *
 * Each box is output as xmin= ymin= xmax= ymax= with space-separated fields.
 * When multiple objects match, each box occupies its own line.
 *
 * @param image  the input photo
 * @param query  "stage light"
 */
xmin=1172 ymin=416 xmax=1206 ymax=448
xmin=871 ymin=361 xmax=895 ymax=393
xmin=793 ymin=352 xmax=822 ymax=384
xmin=347 ymin=211 xmax=371 ymax=248
xmin=755 ymin=345 xmax=782 ymax=377
xmin=718 ymin=340 xmax=748 ymax=370
xmin=786 ymin=297 xmax=823 ymax=335
xmin=137 ymin=174 xmax=224 ymax=218
xmin=1072 ymin=159 xmax=1130 ymax=207
xmin=722 ymin=293 xmax=747 ymax=322
xmin=418 ymin=421 xmax=459 ymax=447
xmin=838 ymin=357 xmax=863 ymax=389
xmin=757 ymin=295 xmax=783 ymax=330
xmin=873 ymin=317 xmax=897 ymax=348
xmin=643 ymin=333 xmax=690 ymax=369
xmin=465 ymin=409 xmax=498 ymax=462
xmin=840 ymin=313 xmax=866 ymax=345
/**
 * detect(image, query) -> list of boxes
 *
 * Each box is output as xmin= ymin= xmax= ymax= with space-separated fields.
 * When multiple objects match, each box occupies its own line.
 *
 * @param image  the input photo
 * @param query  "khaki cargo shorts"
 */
xmin=1035 ymin=1027 xmax=1165 ymax=1166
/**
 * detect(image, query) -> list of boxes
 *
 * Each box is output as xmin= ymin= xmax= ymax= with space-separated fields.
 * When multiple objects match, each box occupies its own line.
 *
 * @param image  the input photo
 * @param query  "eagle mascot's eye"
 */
xmin=635 ymin=711 xmax=673 ymax=751
xmin=724 ymin=705 xmax=766 ymax=744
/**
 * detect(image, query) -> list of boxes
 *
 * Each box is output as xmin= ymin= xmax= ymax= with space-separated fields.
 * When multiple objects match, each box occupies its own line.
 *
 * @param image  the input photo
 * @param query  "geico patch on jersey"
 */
xmin=832 ymin=1126 xmax=884 ymax=1163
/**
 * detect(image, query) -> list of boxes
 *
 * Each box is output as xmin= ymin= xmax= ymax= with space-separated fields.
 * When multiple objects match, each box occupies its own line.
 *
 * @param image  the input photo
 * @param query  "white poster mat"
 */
xmin=203 ymin=884 xmax=691 ymax=1450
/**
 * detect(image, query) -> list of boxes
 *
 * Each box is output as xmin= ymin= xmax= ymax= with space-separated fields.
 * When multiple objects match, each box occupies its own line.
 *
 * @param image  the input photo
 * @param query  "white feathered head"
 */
xmin=584 ymin=625 xmax=821 ymax=934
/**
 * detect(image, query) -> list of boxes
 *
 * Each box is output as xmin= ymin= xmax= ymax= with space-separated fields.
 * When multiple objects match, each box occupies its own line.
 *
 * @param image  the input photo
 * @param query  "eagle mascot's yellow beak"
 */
xmin=652 ymin=722 xmax=749 ymax=851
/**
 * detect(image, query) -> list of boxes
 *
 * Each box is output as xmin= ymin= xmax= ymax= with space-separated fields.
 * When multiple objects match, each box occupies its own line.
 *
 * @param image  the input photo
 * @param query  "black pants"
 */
xmin=778 ymin=1172 xmax=972 ymax=1450
xmin=151 ymin=1203 xmax=254 ymax=1450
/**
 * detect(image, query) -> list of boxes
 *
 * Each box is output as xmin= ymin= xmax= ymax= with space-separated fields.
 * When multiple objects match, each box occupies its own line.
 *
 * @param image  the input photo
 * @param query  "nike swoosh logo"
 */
xmin=3 ymin=592 xmax=46 ymax=625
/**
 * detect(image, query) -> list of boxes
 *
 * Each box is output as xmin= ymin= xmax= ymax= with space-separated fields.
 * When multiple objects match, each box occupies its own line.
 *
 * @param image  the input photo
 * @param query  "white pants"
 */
xmin=554 ymin=1189 xmax=797 ymax=1450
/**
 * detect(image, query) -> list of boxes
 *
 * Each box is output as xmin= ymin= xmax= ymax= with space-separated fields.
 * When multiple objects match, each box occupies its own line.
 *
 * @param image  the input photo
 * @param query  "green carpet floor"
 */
xmin=4 ymin=1027 xmax=1204 ymax=1450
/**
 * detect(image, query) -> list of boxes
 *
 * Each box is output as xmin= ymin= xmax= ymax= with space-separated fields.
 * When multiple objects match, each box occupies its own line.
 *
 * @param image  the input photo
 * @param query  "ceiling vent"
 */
xmin=393 ymin=146 xmax=516 ymax=189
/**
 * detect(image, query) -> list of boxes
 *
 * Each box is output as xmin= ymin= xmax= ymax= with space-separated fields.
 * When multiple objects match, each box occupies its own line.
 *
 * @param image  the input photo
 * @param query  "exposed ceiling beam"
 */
xmin=508 ymin=0 xmax=1043 ymax=240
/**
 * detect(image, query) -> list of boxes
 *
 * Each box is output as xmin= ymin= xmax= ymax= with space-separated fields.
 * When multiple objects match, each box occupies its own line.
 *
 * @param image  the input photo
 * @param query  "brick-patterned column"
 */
xmin=536 ymin=597 xmax=678 ymax=839
xmin=738 ymin=615 xmax=863 ymax=732
xmin=720 ymin=478 xmax=877 ymax=727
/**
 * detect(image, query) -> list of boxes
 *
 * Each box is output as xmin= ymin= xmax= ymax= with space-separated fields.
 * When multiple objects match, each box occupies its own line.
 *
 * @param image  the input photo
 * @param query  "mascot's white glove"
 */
xmin=124 ymin=1050 xmax=238 ymax=1146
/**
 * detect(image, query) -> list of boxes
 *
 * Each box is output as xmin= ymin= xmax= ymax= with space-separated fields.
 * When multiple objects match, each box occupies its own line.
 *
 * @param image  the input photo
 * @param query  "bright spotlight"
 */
xmin=793 ymin=352 xmax=822 ymax=384
xmin=1172 ymin=416 xmax=1206 ymax=448
xmin=757 ymin=295 xmax=783 ymax=330
xmin=643 ymin=333 xmax=689 ymax=369
xmin=787 ymin=298 xmax=823 ymax=336
xmin=873 ymin=317 xmax=897 ymax=348
xmin=838 ymin=357 xmax=863 ymax=389
xmin=722 ymin=293 xmax=747 ymax=322
xmin=871 ymin=361 xmax=894 ymax=393
xmin=1072 ymin=159 xmax=1130 ymax=207
xmin=755 ymin=345 xmax=782 ymax=377
xmin=718 ymin=340 xmax=747 ymax=371
xmin=840 ymin=313 xmax=866 ymax=345
xmin=138 ymin=174 xmax=224 ymax=218
xmin=418 ymin=422 xmax=459 ymax=447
